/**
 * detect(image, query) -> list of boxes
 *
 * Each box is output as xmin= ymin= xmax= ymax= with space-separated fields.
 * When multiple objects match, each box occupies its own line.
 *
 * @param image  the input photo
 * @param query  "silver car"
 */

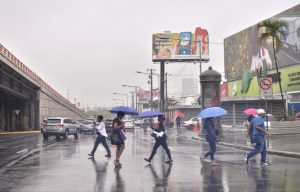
xmin=41 ymin=117 xmax=79 ymax=140
xmin=124 ymin=119 xmax=135 ymax=130
xmin=78 ymin=120 xmax=96 ymax=134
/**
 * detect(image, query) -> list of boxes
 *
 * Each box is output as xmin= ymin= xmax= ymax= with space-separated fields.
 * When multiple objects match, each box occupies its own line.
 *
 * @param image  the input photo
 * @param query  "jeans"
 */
xmin=91 ymin=134 xmax=111 ymax=155
xmin=205 ymin=134 xmax=216 ymax=160
xmin=247 ymin=135 xmax=267 ymax=163
xmin=149 ymin=138 xmax=172 ymax=160
xmin=176 ymin=124 xmax=181 ymax=133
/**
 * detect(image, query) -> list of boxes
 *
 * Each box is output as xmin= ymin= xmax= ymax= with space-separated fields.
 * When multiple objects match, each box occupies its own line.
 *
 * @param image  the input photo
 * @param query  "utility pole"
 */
xmin=130 ymin=91 xmax=135 ymax=109
xmin=160 ymin=61 xmax=165 ymax=112
xmin=147 ymin=69 xmax=154 ymax=110
xmin=165 ymin=73 xmax=168 ymax=111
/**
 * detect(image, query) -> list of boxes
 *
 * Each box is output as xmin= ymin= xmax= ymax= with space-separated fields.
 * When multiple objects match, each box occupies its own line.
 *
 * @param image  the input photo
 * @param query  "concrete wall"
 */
xmin=39 ymin=88 xmax=87 ymax=122
xmin=0 ymin=43 xmax=88 ymax=131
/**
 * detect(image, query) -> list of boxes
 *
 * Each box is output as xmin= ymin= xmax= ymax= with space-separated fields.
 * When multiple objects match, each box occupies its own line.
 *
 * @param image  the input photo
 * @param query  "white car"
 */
xmin=183 ymin=117 xmax=200 ymax=129
xmin=124 ymin=120 xmax=135 ymax=130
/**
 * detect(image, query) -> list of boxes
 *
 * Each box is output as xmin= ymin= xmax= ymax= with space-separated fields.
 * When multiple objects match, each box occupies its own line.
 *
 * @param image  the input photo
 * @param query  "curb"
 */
xmin=0 ymin=131 xmax=40 ymax=135
xmin=189 ymin=136 xmax=300 ymax=159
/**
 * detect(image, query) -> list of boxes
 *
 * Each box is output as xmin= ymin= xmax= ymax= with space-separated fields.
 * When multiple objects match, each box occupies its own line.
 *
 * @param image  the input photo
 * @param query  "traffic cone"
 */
xmin=194 ymin=121 xmax=200 ymax=133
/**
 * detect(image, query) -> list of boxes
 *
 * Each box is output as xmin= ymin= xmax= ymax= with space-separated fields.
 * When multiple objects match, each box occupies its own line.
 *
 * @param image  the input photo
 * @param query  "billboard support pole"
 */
xmin=199 ymin=40 xmax=202 ymax=74
xmin=160 ymin=61 xmax=165 ymax=112
xmin=148 ymin=69 xmax=154 ymax=110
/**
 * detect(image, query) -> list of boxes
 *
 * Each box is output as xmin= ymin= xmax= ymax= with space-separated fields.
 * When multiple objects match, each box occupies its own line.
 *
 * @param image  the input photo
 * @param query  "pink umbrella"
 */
xmin=175 ymin=112 xmax=185 ymax=117
xmin=243 ymin=108 xmax=257 ymax=115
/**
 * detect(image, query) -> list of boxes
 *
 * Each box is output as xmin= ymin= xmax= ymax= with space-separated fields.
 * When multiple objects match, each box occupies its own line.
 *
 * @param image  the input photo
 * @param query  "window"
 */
xmin=47 ymin=119 xmax=61 ymax=124
xmin=64 ymin=119 xmax=72 ymax=124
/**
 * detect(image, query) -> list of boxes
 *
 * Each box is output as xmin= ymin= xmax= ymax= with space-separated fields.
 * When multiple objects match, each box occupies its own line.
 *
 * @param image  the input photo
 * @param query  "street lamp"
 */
xmin=112 ymin=98 xmax=124 ymax=106
xmin=113 ymin=92 xmax=128 ymax=106
xmin=136 ymin=70 xmax=160 ymax=110
xmin=122 ymin=84 xmax=139 ymax=111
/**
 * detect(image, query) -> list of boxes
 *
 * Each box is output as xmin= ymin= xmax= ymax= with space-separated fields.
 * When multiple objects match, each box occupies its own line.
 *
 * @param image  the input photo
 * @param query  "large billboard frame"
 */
xmin=152 ymin=27 xmax=210 ymax=63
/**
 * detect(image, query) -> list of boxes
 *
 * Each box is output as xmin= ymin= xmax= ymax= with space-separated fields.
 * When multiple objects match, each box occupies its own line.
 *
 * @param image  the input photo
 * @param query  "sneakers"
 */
xmin=165 ymin=159 xmax=173 ymax=164
xmin=244 ymin=153 xmax=249 ymax=165
xmin=88 ymin=153 xmax=94 ymax=157
xmin=105 ymin=154 xmax=111 ymax=158
xmin=114 ymin=160 xmax=122 ymax=168
xmin=260 ymin=162 xmax=271 ymax=166
xmin=144 ymin=158 xmax=151 ymax=163
xmin=211 ymin=160 xmax=219 ymax=166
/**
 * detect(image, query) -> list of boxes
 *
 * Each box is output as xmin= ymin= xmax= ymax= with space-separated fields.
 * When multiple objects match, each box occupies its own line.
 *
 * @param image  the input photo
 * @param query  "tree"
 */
xmin=257 ymin=19 xmax=288 ymax=120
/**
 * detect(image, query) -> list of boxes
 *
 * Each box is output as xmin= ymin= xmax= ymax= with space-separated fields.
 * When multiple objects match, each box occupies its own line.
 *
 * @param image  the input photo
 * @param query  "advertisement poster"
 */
xmin=152 ymin=27 xmax=209 ymax=62
xmin=224 ymin=4 xmax=300 ymax=81
xmin=228 ymin=64 xmax=300 ymax=97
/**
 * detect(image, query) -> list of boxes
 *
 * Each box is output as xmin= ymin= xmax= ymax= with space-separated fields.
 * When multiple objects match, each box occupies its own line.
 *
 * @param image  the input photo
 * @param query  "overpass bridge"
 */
xmin=0 ymin=43 xmax=88 ymax=132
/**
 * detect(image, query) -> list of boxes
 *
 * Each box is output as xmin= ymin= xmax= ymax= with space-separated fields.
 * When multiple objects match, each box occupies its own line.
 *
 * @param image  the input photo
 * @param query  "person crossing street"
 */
xmin=88 ymin=115 xmax=111 ymax=158
xmin=245 ymin=109 xmax=271 ymax=166
xmin=144 ymin=115 xmax=173 ymax=164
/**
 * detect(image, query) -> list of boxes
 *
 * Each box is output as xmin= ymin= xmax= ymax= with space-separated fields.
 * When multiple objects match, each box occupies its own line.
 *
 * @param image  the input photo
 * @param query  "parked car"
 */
xmin=124 ymin=119 xmax=135 ymax=130
xmin=134 ymin=118 xmax=143 ymax=127
xmin=77 ymin=120 xmax=95 ymax=134
xmin=41 ymin=117 xmax=79 ymax=140
xmin=183 ymin=117 xmax=200 ymax=129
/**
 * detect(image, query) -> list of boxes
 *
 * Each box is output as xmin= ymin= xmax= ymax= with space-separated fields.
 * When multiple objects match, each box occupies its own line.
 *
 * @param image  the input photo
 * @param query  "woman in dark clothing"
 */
xmin=144 ymin=115 xmax=173 ymax=164
xmin=200 ymin=117 xmax=218 ymax=166
xmin=112 ymin=112 xmax=126 ymax=168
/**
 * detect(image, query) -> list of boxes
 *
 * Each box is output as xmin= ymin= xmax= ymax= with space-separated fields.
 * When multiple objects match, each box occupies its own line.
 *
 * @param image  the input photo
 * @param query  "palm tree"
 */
xmin=257 ymin=19 xmax=288 ymax=120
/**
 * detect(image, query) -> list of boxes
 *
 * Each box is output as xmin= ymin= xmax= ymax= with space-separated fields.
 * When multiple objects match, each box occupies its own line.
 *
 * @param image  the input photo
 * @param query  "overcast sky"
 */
xmin=0 ymin=0 xmax=298 ymax=108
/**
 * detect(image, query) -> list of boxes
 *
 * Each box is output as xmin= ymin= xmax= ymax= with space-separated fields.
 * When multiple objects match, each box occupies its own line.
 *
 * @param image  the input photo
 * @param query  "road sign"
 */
xmin=259 ymin=78 xmax=273 ymax=99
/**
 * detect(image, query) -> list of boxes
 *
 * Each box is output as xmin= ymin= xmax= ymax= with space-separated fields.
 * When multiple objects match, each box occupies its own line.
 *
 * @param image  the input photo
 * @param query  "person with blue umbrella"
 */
xmin=199 ymin=107 xmax=227 ymax=166
xmin=109 ymin=106 xmax=139 ymax=168
xmin=199 ymin=117 xmax=218 ymax=166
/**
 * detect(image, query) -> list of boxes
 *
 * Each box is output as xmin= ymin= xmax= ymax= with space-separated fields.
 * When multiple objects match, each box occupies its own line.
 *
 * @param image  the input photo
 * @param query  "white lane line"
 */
xmin=35 ymin=144 xmax=41 ymax=147
xmin=16 ymin=149 xmax=29 ymax=154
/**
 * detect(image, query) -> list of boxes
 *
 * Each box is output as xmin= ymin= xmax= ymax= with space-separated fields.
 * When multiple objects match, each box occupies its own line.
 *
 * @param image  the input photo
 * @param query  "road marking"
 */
xmin=35 ymin=144 xmax=41 ymax=147
xmin=16 ymin=149 xmax=29 ymax=154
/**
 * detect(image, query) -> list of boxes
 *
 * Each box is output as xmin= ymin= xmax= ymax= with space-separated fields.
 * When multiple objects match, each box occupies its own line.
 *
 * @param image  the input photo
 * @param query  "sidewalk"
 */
xmin=177 ymin=127 xmax=300 ymax=159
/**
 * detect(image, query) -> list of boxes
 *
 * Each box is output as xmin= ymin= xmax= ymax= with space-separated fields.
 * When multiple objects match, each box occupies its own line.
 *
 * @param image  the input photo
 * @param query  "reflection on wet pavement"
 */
xmin=0 ymin=129 xmax=300 ymax=192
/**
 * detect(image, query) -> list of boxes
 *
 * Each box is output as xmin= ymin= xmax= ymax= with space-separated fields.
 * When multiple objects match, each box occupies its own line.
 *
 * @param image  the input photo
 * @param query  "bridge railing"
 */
xmin=0 ymin=43 xmax=83 ymax=113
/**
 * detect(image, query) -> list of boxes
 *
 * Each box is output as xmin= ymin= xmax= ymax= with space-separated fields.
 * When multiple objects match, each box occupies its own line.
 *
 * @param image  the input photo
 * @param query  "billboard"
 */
xmin=224 ymin=4 xmax=300 ymax=81
xmin=152 ymin=27 xmax=209 ymax=62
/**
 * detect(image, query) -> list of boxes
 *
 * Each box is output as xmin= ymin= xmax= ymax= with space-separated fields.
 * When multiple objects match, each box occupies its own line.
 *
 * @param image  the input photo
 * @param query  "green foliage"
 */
xmin=257 ymin=19 xmax=288 ymax=53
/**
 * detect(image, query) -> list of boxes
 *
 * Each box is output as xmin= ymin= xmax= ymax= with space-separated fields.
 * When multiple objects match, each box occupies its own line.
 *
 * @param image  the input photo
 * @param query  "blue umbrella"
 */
xmin=138 ymin=110 xmax=164 ymax=118
xmin=198 ymin=107 xmax=227 ymax=118
xmin=109 ymin=106 xmax=139 ymax=115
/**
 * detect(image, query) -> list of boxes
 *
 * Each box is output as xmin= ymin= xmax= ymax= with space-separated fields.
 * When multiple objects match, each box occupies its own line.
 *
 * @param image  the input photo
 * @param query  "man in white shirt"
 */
xmin=88 ymin=115 xmax=111 ymax=158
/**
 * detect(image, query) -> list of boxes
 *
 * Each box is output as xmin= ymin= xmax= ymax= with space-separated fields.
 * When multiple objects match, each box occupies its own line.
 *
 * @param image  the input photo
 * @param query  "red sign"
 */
xmin=221 ymin=83 xmax=229 ymax=97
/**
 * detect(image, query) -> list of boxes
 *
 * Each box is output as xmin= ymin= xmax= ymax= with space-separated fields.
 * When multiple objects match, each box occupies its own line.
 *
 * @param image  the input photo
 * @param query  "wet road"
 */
xmin=1 ymin=128 xmax=300 ymax=192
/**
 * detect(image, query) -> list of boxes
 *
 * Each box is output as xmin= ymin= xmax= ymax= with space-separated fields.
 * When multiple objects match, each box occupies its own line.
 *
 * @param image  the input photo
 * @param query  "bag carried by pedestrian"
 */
xmin=110 ymin=129 xmax=123 ymax=145
xmin=119 ymin=129 xmax=126 ymax=140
